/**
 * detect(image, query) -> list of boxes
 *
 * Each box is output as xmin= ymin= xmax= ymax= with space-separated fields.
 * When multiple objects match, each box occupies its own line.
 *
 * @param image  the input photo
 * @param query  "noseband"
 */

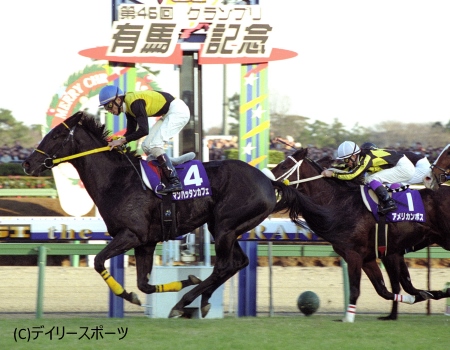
xmin=274 ymin=156 xmax=303 ymax=187
xmin=274 ymin=156 xmax=324 ymax=187
xmin=34 ymin=122 xmax=76 ymax=168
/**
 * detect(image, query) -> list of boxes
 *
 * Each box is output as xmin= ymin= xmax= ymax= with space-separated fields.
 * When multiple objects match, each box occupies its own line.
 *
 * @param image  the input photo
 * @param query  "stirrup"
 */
xmin=378 ymin=201 xmax=397 ymax=214
xmin=158 ymin=182 xmax=183 ymax=194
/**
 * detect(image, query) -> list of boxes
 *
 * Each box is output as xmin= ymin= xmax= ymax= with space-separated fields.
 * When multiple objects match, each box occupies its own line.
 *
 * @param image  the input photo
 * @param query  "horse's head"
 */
xmin=428 ymin=144 xmax=450 ymax=191
xmin=271 ymin=147 xmax=359 ymax=203
xmin=22 ymin=111 xmax=108 ymax=176
xmin=271 ymin=148 xmax=330 ymax=187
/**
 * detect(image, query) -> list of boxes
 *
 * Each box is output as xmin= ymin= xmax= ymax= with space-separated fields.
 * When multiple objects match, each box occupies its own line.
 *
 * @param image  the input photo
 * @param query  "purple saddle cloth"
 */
xmin=140 ymin=159 xmax=212 ymax=200
xmin=363 ymin=185 xmax=425 ymax=223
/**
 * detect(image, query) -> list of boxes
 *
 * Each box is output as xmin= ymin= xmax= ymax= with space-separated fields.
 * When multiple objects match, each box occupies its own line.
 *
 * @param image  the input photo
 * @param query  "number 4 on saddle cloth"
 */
xmin=139 ymin=156 xmax=212 ymax=200
xmin=362 ymin=184 xmax=426 ymax=223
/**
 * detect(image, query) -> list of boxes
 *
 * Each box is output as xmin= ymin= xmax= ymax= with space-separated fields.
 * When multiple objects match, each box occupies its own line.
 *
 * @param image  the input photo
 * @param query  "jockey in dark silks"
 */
xmin=322 ymin=141 xmax=415 ymax=214
xmin=98 ymin=86 xmax=190 ymax=194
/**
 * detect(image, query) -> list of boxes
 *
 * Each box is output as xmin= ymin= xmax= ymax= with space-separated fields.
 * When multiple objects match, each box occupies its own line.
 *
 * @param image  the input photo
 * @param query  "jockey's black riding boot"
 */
xmin=374 ymin=186 xmax=397 ymax=214
xmin=157 ymin=154 xmax=183 ymax=194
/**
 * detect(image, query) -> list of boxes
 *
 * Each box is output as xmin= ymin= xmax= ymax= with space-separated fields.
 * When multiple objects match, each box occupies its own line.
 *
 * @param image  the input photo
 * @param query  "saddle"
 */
xmin=361 ymin=184 xmax=425 ymax=222
xmin=140 ymin=152 xmax=212 ymax=199
xmin=139 ymin=152 xmax=212 ymax=241
xmin=145 ymin=152 xmax=196 ymax=166
xmin=360 ymin=184 xmax=426 ymax=258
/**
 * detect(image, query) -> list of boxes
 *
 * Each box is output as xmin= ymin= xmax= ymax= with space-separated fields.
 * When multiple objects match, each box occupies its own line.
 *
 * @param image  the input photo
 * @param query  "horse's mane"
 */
xmin=72 ymin=111 xmax=140 ymax=159
xmin=301 ymin=149 xmax=367 ymax=231
xmin=302 ymin=150 xmax=362 ymax=193
xmin=81 ymin=113 xmax=111 ymax=141
xmin=434 ymin=143 xmax=450 ymax=166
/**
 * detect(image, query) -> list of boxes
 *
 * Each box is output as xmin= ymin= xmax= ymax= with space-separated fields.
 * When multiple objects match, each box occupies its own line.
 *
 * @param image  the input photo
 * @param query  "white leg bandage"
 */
xmin=394 ymin=294 xmax=415 ymax=304
xmin=343 ymin=304 xmax=356 ymax=323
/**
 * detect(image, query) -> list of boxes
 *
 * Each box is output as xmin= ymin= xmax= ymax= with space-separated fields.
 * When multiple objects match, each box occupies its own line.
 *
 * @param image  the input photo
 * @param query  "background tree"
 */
xmin=205 ymin=93 xmax=450 ymax=151
xmin=0 ymin=109 xmax=41 ymax=147
xmin=226 ymin=93 xmax=240 ymax=136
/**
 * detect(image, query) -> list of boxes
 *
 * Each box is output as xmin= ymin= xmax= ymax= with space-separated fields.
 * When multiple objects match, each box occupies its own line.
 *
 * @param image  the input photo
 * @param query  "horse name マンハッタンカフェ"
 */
xmin=22 ymin=111 xmax=332 ymax=319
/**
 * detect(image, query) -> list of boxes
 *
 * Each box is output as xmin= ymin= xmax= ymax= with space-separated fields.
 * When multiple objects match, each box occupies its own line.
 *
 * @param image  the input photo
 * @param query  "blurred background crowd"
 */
xmin=207 ymin=135 xmax=445 ymax=164
xmin=0 ymin=137 xmax=443 ymax=165
xmin=0 ymin=141 xmax=36 ymax=164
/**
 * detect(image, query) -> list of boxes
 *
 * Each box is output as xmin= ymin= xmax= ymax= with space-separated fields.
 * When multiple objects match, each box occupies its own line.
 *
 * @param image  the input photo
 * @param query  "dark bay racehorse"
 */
xmin=22 ymin=112 xmax=330 ymax=319
xmin=270 ymin=148 xmax=450 ymax=322
xmin=429 ymin=144 xmax=450 ymax=191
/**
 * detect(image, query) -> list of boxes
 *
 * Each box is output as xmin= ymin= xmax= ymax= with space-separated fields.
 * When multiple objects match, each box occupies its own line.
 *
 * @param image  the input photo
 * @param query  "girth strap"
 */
xmin=375 ymin=215 xmax=388 ymax=258
xmin=160 ymin=184 xmax=177 ymax=241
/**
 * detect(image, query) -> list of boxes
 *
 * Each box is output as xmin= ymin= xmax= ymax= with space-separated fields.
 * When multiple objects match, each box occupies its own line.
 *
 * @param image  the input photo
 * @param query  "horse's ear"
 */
xmin=78 ymin=112 xmax=86 ymax=125
xmin=301 ymin=147 xmax=308 ymax=156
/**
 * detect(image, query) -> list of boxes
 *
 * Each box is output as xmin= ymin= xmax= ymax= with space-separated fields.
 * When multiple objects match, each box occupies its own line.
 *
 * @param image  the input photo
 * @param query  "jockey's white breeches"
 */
xmin=142 ymin=98 xmax=190 ymax=157
xmin=365 ymin=155 xmax=416 ymax=185
xmin=406 ymin=157 xmax=431 ymax=185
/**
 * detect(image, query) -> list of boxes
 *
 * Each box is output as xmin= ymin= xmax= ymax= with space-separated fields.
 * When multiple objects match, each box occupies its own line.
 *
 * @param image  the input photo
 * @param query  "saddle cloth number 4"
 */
xmin=183 ymin=164 xmax=203 ymax=187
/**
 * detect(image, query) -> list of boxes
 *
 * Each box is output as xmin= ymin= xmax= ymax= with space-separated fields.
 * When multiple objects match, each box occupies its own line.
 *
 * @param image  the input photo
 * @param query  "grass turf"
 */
xmin=0 ymin=315 xmax=449 ymax=350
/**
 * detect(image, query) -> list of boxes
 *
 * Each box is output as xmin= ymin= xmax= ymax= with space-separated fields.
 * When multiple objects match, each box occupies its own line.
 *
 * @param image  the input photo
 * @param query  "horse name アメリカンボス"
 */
xmin=22 ymin=111 xmax=332 ymax=319
xmin=271 ymin=150 xmax=428 ymax=321
xmin=270 ymin=148 xmax=450 ymax=322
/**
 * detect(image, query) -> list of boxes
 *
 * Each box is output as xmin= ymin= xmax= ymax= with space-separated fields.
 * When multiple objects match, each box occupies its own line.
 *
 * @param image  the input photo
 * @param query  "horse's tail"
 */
xmin=271 ymin=180 xmax=335 ymax=235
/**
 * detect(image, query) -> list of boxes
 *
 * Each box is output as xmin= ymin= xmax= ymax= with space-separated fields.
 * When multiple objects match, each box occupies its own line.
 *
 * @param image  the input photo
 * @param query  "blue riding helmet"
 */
xmin=98 ymin=86 xmax=124 ymax=106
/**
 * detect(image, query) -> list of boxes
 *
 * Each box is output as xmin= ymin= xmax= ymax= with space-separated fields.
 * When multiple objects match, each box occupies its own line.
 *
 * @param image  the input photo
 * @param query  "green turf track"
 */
xmin=0 ymin=315 xmax=449 ymax=350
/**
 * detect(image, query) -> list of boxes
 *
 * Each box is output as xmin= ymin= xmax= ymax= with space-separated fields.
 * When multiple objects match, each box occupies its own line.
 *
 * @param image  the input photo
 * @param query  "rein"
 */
xmin=34 ymin=122 xmax=113 ymax=168
xmin=35 ymin=146 xmax=111 ymax=166
xmin=34 ymin=121 xmax=147 ymax=190
xmin=274 ymin=156 xmax=324 ymax=187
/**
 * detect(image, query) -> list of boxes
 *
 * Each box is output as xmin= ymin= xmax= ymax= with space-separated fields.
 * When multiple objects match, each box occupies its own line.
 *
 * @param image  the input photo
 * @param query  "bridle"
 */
xmin=34 ymin=122 xmax=110 ymax=169
xmin=32 ymin=120 xmax=147 ymax=190
xmin=429 ymin=162 xmax=450 ymax=185
xmin=429 ymin=145 xmax=450 ymax=185
xmin=274 ymin=155 xmax=324 ymax=188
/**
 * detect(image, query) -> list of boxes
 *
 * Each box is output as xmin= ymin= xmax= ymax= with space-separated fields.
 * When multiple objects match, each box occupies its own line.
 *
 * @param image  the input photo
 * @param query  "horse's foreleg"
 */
xmin=341 ymin=251 xmax=363 ymax=323
xmin=94 ymin=232 xmax=142 ymax=305
xmin=99 ymin=270 xmax=141 ymax=305
xmin=152 ymin=275 xmax=202 ymax=293
xmin=379 ymin=254 xmax=403 ymax=320
xmin=134 ymin=244 xmax=202 ymax=295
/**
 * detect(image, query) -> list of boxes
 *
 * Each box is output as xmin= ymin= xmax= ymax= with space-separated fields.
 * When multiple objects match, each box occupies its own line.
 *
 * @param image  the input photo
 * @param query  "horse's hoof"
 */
xmin=419 ymin=290 xmax=433 ymax=300
xmin=378 ymin=315 xmax=397 ymax=321
xmin=130 ymin=292 xmax=141 ymax=306
xmin=169 ymin=309 xmax=184 ymax=318
xmin=201 ymin=303 xmax=211 ymax=318
xmin=188 ymin=275 xmax=202 ymax=285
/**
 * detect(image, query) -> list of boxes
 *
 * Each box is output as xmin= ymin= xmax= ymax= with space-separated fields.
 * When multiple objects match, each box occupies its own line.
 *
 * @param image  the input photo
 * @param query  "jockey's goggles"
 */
xmin=104 ymin=101 xmax=115 ymax=111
